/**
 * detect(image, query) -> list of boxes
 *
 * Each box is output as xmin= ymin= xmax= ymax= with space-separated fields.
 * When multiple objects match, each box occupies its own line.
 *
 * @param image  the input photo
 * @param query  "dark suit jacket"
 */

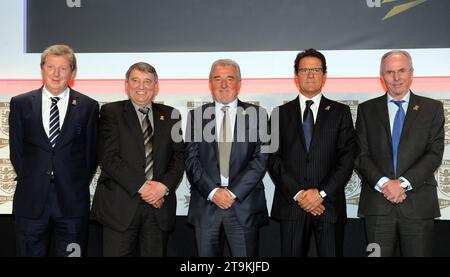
xmin=9 ymin=87 xmax=99 ymax=218
xmin=355 ymin=92 xmax=444 ymax=219
xmin=185 ymin=100 xmax=269 ymax=229
xmin=92 ymin=100 xmax=184 ymax=232
xmin=269 ymin=96 xmax=355 ymax=223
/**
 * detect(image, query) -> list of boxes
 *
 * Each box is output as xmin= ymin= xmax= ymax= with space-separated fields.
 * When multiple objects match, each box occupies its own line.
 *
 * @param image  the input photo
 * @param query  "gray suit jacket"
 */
xmin=355 ymin=92 xmax=444 ymax=219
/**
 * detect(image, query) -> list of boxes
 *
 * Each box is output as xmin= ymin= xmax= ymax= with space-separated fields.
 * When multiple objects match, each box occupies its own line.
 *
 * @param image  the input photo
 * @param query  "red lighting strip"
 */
xmin=1 ymin=77 xmax=450 ymax=95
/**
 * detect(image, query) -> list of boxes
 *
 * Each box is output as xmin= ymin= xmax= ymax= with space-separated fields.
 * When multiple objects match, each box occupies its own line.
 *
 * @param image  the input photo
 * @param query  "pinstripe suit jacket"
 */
xmin=269 ymin=95 xmax=356 ymax=223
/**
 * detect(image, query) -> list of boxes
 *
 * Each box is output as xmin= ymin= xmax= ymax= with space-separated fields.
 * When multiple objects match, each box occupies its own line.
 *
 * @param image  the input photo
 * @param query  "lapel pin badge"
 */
xmin=325 ymin=105 xmax=331 ymax=111
xmin=72 ymin=99 xmax=77 ymax=105
xmin=413 ymin=105 xmax=419 ymax=111
xmin=160 ymin=115 xmax=165 ymax=120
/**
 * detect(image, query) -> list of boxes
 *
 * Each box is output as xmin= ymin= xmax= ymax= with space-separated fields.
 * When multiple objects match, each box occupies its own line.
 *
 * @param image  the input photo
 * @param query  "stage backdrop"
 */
xmin=1 ymin=0 xmax=450 ymax=219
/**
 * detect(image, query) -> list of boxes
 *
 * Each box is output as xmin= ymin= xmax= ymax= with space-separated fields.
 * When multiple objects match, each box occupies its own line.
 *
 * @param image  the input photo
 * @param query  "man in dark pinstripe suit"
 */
xmin=269 ymin=49 xmax=356 ymax=257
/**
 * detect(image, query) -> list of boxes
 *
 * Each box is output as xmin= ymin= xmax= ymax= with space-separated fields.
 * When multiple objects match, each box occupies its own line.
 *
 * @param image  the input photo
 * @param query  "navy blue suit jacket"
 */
xmin=9 ymin=87 xmax=99 ymax=218
xmin=185 ymin=100 xmax=269 ymax=229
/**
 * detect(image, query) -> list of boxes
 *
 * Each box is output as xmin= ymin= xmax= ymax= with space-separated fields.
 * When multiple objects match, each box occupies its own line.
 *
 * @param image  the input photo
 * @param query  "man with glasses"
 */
xmin=355 ymin=50 xmax=444 ymax=257
xmin=269 ymin=48 xmax=355 ymax=256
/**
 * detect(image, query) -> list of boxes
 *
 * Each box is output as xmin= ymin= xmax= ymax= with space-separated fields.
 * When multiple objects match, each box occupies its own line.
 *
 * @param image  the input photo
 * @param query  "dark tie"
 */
xmin=139 ymin=107 xmax=153 ymax=180
xmin=219 ymin=105 xmax=232 ymax=178
xmin=391 ymin=100 xmax=405 ymax=177
xmin=49 ymin=97 xmax=60 ymax=148
xmin=303 ymin=100 xmax=314 ymax=152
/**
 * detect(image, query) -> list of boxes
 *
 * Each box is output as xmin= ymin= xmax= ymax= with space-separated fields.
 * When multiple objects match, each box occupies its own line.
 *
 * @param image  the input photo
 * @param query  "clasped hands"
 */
xmin=298 ymin=189 xmax=325 ymax=216
xmin=212 ymin=188 xmax=235 ymax=209
xmin=381 ymin=179 xmax=407 ymax=204
xmin=140 ymin=180 xmax=168 ymax=209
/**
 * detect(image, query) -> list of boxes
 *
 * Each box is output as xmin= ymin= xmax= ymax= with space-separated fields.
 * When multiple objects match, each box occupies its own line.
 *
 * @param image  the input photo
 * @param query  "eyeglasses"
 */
xmin=298 ymin=68 xmax=323 ymax=75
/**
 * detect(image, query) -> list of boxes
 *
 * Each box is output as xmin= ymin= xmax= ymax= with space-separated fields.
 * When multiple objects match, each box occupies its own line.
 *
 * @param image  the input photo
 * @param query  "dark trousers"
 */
xmin=195 ymin=208 xmax=259 ymax=257
xmin=15 ymin=181 xmax=88 ymax=257
xmin=102 ymin=202 xmax=168 ymax=257
xmin=280 ymin=212 xmax=345 ymax=257
xmin=364 ymin=207 xmax=434 ymax=257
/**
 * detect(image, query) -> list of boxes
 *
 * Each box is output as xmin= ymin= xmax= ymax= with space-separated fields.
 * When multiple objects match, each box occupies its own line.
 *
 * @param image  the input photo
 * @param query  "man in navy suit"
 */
xmin=185 ymin=59 xmax=269 ymax=257
xmin=9 ymin=44 xmax=99 ymax=256
xmin=269 ymin=49 xmax=355 ymax=257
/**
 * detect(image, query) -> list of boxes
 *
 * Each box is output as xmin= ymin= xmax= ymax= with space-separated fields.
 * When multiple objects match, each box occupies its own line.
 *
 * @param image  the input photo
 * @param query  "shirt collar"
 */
xmin=387 ymin=91 xmax=410 ymax=104
xmin=43 ymin=86 xmax=69 ymax=100
xmin=131 ymin=100 xmax=153 ymax=114
xmin=215 ymin=98 xmax=238 ymax=110
xmin=299 ymin=92 xmax=322 ymax=106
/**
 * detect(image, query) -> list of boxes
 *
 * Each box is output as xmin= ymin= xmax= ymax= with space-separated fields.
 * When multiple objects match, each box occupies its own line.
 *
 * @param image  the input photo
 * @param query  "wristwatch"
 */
xmin=399 ymin=179 xmax=408 ymax=190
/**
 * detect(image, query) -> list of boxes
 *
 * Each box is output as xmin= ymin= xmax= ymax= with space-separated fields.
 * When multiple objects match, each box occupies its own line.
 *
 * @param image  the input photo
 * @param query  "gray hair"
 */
xmin=380 ymin=50 xmax=414 ymax=74
xmin=209 ymin=59 xmax=241 ymax=80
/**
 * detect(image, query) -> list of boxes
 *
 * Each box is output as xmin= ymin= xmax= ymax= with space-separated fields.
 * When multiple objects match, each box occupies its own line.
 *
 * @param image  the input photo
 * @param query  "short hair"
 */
xmin=125 ymin=62 xmax=158 ymax=80
xmin=40 ymin=44 xmax=77 ymax=71
xmin=294 ymin=48 xmax=327 ymax=74
xmin=380 ymin=50 xmax=414 ymax=74
xmin=209 ymin=59 xmax=241 ymax=80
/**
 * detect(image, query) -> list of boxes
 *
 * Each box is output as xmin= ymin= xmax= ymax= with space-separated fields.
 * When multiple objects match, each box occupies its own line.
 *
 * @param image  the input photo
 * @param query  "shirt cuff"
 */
xmin=399 ymin=176 xmax=412 ymax=191
xmin=319 ymin=190 xmax=327 ymax=198
xmin=138 ymin=181 xmax=147 ymax=194
xmin=207 ymin=188 xmax=219 ymax=201
xmin=293 ymin=190 xmax=304 ymax=201
xmin=375 ymin=177 xmax=390 ymax=192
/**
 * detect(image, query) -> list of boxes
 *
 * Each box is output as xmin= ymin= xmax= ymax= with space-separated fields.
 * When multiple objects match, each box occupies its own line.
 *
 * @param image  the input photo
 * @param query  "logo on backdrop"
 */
xmin=66 ymin=0 xmax=82 ymax=8
xmin=0 ymin=159 xmax=15 ymax=205
xmin=366 ymin=0 xmax=427 ymax=20
xmin=437 ymin=160 xmax=450 ymax=209
xmin=441 ymin=100 xmax=450 ymax=145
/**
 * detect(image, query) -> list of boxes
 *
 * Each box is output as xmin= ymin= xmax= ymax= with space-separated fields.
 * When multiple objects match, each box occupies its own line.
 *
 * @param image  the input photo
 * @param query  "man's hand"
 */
xmin=381 ymin=179 xmax=407 ymax=204
xmin=141 ymin=180 xmax=168 ymax=204
xmin=298 ymin=189 xmax=324 ymax=215
xmin=152 ymin=197 xmax=165 ymax=209
xmin=212 ymin=188 xmax=235 ymax=209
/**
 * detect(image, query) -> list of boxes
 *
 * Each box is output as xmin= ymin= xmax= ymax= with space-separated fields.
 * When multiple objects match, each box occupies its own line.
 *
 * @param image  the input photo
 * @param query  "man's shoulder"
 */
xmin=70 ymin=89 xmax=98 ymax=105
xmin=413 ymin=93 xmax=442 ymax=107
xmin=11 ymin=88 xmax=41 ymax=102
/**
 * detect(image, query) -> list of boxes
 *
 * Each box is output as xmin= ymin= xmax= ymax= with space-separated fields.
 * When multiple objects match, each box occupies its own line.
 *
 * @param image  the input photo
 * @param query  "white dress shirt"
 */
xmin=42 ymin=86 xmax=70 ymax=137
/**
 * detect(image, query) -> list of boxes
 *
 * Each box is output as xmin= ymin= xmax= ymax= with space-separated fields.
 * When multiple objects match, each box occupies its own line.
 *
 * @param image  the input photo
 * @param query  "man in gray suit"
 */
xmin=355 ymin=50 xmax=444 ymax=257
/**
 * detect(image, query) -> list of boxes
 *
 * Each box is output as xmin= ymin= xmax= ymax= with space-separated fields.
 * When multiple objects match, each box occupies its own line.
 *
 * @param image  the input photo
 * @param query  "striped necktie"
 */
xmin=49 ymin=97 xmax=61 ymax=148
xmin=139 ymin=107 xmax=153 ymax=180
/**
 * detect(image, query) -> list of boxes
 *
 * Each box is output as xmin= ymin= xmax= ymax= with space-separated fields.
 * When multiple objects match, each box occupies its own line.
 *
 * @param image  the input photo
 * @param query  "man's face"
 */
xmin=381 ymin=54 xmax=413 ymax=99
xmin=209 ymin=65 xmax=241 ymax=104
xmin=125 ymin=69 xmax=159 ymax=107
xmin=294 ymin=56 xmax=327 ymax=98
xmin=41 ymin=55 xmax=75 ymax=95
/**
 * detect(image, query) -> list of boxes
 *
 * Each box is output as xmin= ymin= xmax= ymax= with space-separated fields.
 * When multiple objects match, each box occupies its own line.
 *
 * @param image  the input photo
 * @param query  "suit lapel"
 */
xmin=55 ymin=88 xmax=78 ymax=148
xmin=123 ymin=100 xmax=145 ymax=154
xmin=229 ymin=100 xmax=246 ymax=172
xmin=202 ymin=103 xmax=219 ymax=162
xmin=288 ymin=96 xmax=307 ymax=151
xmin=31 ymin=88 xmax=51 ymax=149
xmin=376 ymin=94 xmax=392 ymax=141
xmin=151 ymin=103 xmax=166 ymax=165
xmin=309 ymin=96 xmax=332 ymax=151
xmin=401 ymin=92 xmax=420 ymax=138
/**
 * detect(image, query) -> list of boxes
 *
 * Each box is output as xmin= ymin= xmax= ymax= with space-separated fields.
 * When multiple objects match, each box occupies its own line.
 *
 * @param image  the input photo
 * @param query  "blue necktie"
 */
xmin=391 ymin=100 xmax=405 ymax=177
xmin=49 ymin=97 xmax=60 ymax=148
xmin=303 ymin=100 xmax=314 ymax=152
